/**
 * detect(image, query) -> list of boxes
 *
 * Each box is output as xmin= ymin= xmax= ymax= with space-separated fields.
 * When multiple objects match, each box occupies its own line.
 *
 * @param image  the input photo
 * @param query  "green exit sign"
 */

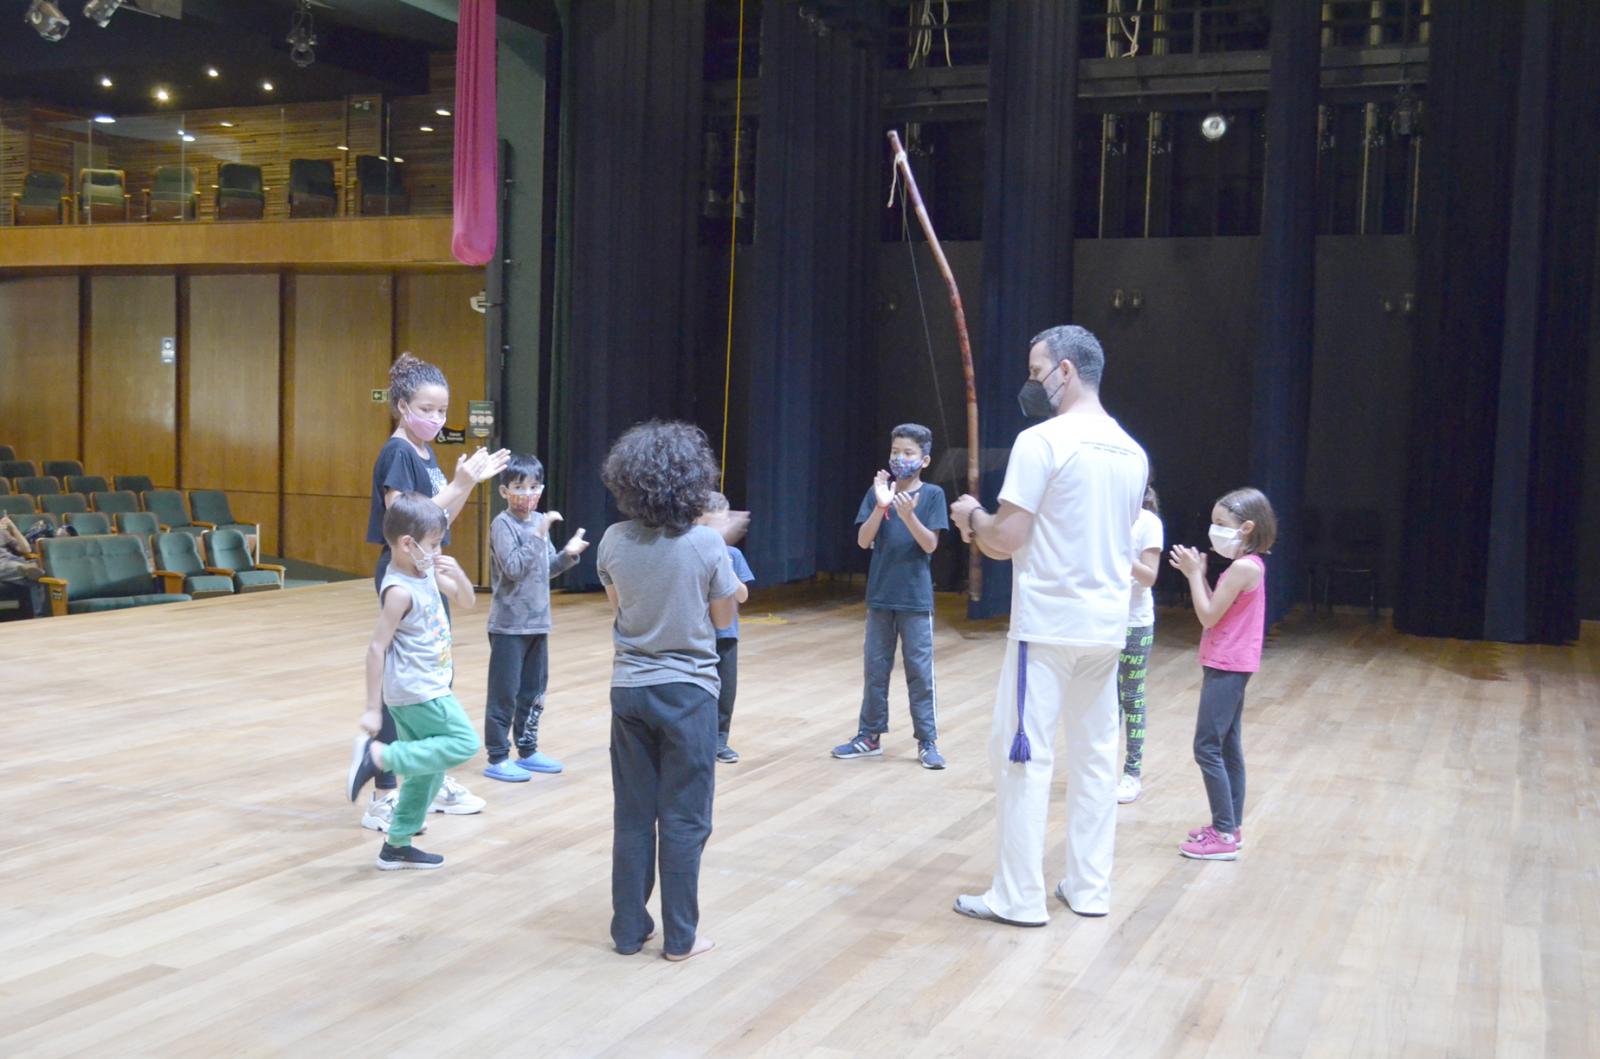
xmin=371 ymin=389 xmax=386 ymax=403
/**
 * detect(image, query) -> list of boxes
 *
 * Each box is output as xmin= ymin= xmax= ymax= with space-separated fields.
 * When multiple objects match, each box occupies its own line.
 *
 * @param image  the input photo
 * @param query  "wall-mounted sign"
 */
xmin=438 ymin=427 xmax=466 ymax=445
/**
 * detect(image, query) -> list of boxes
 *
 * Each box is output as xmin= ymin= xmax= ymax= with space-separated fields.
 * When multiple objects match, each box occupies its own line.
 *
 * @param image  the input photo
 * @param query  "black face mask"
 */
xmin=1018 ymin=376 xmax=1062 ymax=420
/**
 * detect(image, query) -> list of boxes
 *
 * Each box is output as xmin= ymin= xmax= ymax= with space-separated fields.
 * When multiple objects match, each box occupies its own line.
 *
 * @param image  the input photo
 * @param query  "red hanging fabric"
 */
xmin=452 ymin=0 xmax=498 ymax=266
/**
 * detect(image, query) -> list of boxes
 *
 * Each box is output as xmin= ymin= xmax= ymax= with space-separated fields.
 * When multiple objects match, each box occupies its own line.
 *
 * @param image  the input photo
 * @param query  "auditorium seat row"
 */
xmin=36 ymin=529 xmax=285 ymax=616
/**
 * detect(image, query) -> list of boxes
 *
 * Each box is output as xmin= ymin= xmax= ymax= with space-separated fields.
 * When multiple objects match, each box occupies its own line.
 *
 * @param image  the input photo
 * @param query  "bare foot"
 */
xmin=664 ymin=937 xmax=715 ymax=962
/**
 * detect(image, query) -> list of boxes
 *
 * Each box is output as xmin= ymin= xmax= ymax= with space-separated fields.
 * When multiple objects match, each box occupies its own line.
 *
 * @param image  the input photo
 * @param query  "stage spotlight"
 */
xmin=83 ymin=0 xmax=123 ymax=29
xmin=25 ymin=0 xmax=70 ymax=41
xmin=287 ymin=0 xmax=317 ymax=68
xmin=1201 ymin=112 xmax=1228 ymax=141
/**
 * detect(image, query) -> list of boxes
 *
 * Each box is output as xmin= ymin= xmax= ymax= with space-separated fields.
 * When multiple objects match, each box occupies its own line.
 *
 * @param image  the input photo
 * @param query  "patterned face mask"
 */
xmin=889 ymin=456 xmax=924 ymax=480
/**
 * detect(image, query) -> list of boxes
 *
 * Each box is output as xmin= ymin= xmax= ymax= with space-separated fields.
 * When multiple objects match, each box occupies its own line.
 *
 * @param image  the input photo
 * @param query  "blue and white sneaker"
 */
xmin=513 ymin=751 xmax=564 ymax=774
xmin=918 ymin=741 xmax=946 ymax=770
xmin=831 ymin=734 xmax=882 ymax=759
xmin=483 ymin=760 xmax=531 ymax=783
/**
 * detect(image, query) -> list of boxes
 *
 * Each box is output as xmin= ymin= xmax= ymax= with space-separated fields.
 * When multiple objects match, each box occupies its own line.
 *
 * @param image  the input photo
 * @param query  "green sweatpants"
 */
xmin=383 ymin=694 xmax=480 ymax=846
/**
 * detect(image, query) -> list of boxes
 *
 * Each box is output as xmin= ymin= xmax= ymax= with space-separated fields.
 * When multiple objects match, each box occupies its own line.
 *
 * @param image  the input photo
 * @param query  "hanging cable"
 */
xmin=718 ymin=0 xmax=747 ymax=489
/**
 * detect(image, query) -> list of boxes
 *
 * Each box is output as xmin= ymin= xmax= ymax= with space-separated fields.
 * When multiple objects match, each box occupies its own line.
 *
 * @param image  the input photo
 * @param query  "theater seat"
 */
xmin=1 ymin=460 xmax=36 ymax=479
xmin=204 ymin=529 xmax=284 ymax=592
xmin=115 ymin=475 xmax=155 ymax=495
xmin=67 ymin=476 xmax=109 ymax=495
xmin=153 ymin=532 xmax=234 ymax=598
xmin=38 ymin=534 xmax=190 ymax=616
xmin=289 ymin=159 xmax=338 ymax=218
xmin=77 ymin=168 xmax=131 ymax=223
xmin=91 ymin=490 xmax=139 ymax=515
xmin=0 ymin=496 xmax=37 ymax=517
xmin=43 ymin=460 xmax=84 ymax=479
xmin=145 ymin=165 xmax=199 ymax=222
xmin=217 ymin=163 xmax=266 ymax=220
xmin=40 ymin=493 xmax=88 ymax=516
xmin=356 ymin=155 xmax=409 ymax=216
xmin=11 ymin=171 xmax=68 ymax=226
xmin=64 ymin=511 xmax=111 ymax=535
xmin=16 ymin=476 xmax=61 ymax=498
xmin=143 ymin=489 xmax=205 ymax=538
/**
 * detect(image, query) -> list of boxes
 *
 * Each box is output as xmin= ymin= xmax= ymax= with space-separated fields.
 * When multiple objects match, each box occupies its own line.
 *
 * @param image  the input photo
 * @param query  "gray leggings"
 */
xmin=1193 ymin=667 xmax=1251 ymax=834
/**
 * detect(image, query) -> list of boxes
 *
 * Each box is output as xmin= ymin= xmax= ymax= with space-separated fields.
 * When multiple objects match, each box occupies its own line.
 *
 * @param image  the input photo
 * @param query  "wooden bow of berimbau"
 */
xmin=886 ymin=129 xmax=982 ymax=604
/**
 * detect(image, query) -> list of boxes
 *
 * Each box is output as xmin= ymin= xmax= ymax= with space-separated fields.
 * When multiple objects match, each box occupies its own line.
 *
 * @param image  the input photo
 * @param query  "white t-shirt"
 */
xmin=997 ymin=413 xmax=1148 ymax=647
xmin=1128 ymin=508 xmax=1164 ymax=628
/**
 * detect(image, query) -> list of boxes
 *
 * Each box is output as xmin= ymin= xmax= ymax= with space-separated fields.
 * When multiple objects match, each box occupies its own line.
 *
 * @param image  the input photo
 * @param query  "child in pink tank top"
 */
xmin=1167 ymin=487 xmax=1277 ymax=862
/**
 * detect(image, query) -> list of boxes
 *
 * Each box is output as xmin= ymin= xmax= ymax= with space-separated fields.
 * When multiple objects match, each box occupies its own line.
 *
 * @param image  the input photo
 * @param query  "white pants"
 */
xmin=981 ymin=639 xmax=1121 ymax=923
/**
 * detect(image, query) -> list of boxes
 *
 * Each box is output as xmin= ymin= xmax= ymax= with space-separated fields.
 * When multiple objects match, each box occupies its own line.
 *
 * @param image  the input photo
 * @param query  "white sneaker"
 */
xmin=359 ymin=792 xmax=427 ymax=834
xmin=429 ymin=775 xmax=486 ymax=815
xmin=1116 ymin=773 xmax=1142 ymax=804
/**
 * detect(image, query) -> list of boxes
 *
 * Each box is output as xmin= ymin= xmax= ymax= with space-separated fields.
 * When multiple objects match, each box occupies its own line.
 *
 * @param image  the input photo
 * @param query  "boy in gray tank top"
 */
xmin=346 ymin=492 xmax=482 ymax=871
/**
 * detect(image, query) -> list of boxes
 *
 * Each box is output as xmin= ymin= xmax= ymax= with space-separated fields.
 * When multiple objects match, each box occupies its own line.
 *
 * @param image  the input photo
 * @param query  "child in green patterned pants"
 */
xmin=347 ymin=492 xmax=482 ymax=869
xmin=1118 ymin=484 xmax=1164 ymax=804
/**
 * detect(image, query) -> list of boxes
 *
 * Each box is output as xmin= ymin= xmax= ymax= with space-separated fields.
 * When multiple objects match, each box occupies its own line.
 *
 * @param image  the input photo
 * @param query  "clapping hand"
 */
xmin=703 ymin=509 xmax=751 ymax=546
xmin=454 ymin=447 xmax=512 ymax=486
xmin=873 ymin=470 xmax=894 ymax=509
xmin=535 ymin=510 xmax=564 ymax=540
xmin=1169 ymin=544 xmax=1207 ymax=578
xmin=891 ymin=490 xmax=916 ymax=519
xmin=563 ymin=527 xmax=590 ymax=556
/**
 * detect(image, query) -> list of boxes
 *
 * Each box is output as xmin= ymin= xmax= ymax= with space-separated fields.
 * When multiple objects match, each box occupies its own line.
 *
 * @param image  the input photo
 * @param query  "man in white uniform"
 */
xmin=949 ymin=325 xmax=1148 ymax=924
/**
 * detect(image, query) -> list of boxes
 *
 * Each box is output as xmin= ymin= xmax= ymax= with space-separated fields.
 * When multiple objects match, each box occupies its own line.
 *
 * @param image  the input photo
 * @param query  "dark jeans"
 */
xmin=609 ymin=682 xmax=717 ymax=957
xmin=372 ymin=546 xmax=450 ymax=791
xmin=1193 ymin=666 xmax=1251 ymax=834
xmin=858 ymin=607 xmax=937 ymax=743
xmin=485 ymin=632 xmax=549 ymax=763
xmin=715 ymin=637 xmax=738 ymax=746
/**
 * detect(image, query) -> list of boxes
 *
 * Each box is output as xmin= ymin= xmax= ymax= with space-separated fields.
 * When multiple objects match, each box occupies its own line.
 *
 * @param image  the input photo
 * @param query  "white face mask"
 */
xmin=1208 ymin=524 xmax=1243 ymax=559
xmin=406 ymin=541 xmax=438 ymax=574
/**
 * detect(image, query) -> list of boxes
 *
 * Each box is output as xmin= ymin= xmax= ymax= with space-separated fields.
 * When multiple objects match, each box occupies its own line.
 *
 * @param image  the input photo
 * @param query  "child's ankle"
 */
xmin=369 ymin=741 xmax=388 ymax=770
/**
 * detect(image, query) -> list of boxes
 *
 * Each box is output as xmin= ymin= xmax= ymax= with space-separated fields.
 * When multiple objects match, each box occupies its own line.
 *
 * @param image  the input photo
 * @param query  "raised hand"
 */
xmin=455 ymin=447 xmax=512 ymax=486
xmin=432 ymin=553 xmax=464 ymax=581
xmin=873 ymin=470 xmax=894 ymax=508
xmin=891 ymin=490 xmax=916 ymax=519
xmin=536 ymin=510 xmax=564 ymax=540
xmin=1169 ymin=544 xmax=1207 ymax=578
xmin=564 ymin=527 xmax=591 ymax=556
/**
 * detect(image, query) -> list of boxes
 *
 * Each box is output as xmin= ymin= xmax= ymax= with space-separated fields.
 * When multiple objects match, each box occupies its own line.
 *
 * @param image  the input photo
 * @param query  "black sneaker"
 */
xmin=376 ymin=843 xmax=444 ymax=871
xmin=347 ymin=735 xmax=378 ymax=802
xmin=716 ymin=745 xmax=740 ymax=763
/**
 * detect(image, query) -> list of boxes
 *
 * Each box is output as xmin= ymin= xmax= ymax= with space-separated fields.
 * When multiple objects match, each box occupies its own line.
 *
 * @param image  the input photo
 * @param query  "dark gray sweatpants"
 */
xmin=610 ymin=681 xmax=718 ymax=957
xmin=858 ymin=607 xmax=938 ymax=743
xmin=1193 ymin=666 xmax=1251 ymax=834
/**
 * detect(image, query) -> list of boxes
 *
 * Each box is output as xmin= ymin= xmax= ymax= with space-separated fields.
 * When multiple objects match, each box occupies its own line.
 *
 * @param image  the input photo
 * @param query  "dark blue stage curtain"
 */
xmin=550 ymin=0 xmax=706 ymax=590
xmin=736 ymin=0 xmax=881 ymax=585
xmin=1398 ymin=0 xmax=1599 ymax=643
xmin=1249 ymin=0 xmax=1320 ymax=626
xmin=972 ymin=0 xmax=1082 ymax=620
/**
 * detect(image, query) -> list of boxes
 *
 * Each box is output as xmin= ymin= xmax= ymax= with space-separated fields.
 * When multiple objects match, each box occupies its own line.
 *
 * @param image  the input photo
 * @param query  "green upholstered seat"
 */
xmin=0 ymin=496 xmax=36 ymax=517
xmin=92 ymin=490 xmax=139 ymax=514
xmin=67 ymin=475 xmax=109 ymax=495
xmin=217 ymin=163 xmax=265 ymax=219
xmin=153 ymin=532 xmax=234 ymax=598
xmin=15 ymin=512 xmax=55 ymax=536
xmin=40 ymin=493 xmax=88 ymax=515
xmin=204 ymin=529 xmax=284 ymax=592
xmin=13 ymin=170 xmax=67 ymax=225
xmin=38 ymin=534 xmax=189 ymax=616
xmin=114 ymin=511 xmax=160 ymax=538
xmin=42 ymin=460 xmax=83 ymax=478
xmin=78 ymin=168 xmax=130 ymax=223
xmin=16 ymin=476 xmax=60 ymax=497
xmin=142 ymin=489 xmax=204 ymax=537
xmin=64 ymin=511 xmax=112 ymax=535
xmin=188 ymin=490 xmax=258 ymax=556
xmin=147 ymin=165 xmax=199 ymax=221
xmin=289 ymin=159 xmax=337 ymax=218
xmin=1 ymin=460 xmax=36 ymax=478
xmin=114 ymin=475 xmax=155 ymax=494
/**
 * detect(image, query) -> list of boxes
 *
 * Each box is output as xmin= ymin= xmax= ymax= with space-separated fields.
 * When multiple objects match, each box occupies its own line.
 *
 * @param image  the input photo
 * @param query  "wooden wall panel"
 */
xmin=1 ymin=101 xmax=29 ymax=218
xmin=283 ymin=273 xmax=394 ymax=574
xmin=184 ymin=272 xmax=281 ymax=553
xmin=396 ymin=270 xmax=488 ymax=580
xmin=84 ymin=274 xmax=176 ymax=485
xmin=0 ymin=275 xmax=80 ymax=462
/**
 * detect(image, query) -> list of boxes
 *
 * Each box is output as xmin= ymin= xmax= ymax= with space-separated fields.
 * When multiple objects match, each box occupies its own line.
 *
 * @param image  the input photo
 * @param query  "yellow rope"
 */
xmin=718 ymin=0 xmax=746 ymax=490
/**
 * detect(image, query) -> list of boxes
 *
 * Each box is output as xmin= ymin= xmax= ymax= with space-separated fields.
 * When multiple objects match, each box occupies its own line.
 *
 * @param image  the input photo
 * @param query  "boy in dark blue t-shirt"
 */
xmin=832 ymin=423 xmax=948 ymax=769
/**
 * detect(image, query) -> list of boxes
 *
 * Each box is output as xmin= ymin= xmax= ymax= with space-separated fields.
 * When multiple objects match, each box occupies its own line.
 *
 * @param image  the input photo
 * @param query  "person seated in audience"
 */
xmin=0 ymin=515 xmax=46 ymax=619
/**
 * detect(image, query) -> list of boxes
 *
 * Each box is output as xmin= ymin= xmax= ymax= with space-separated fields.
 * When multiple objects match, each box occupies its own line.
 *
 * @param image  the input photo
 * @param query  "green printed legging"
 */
xmin=383 ymin=694 xmax=481 ymax=846
xmin=1118 ymin=625 xmax=1154 ymax=777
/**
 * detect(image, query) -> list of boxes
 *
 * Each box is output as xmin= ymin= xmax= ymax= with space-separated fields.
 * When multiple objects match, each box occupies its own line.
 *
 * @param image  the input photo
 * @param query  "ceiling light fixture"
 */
xmin=219 ymin=120 xmax=235 ymax=128
xmin=94 ymin=114 xmax=116 ymax=124
xmin=25 ymin=1 xmax=70 ymax=41
xmin=154 ymin=87 xmax=171 ymax=102
xmin=335 ymin=144 xmax=349 ymax=151
xmin=287 ymin=0 xmax=317 ymax=68
xmin=261 ymin=80 xmax=274 ymax=92
xmin=206 ymin=66 xmax=219 ymax=78
xmin=1200 ymin=112 xmax=1228 ymax=141
xmin=99 ymin=75 xmax=113 ymax=88
xmin=435 ymin=107 xmax=451 ymax=117
xmin=393 ymin=157 xmax=404 ymax=164
xmin=181 ymin=134 xmax=195 ymax=142
xmin=82 ymin=0 xmax=123 ymax=29
xmin=419 ymin=125 xmax=434 ymax=133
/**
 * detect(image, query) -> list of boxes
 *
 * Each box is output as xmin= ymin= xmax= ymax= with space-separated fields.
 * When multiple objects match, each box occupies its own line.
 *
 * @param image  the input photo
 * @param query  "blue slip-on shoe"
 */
xmin=483 ymin=760 xmax=531 ymax=783
xmin=513 ymin=751 xmax=564 ymax=774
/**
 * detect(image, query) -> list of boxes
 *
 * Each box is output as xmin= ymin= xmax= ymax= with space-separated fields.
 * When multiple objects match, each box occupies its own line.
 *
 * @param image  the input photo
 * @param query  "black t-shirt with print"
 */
xmin=367 ymin=437 xmax=451 ymax=546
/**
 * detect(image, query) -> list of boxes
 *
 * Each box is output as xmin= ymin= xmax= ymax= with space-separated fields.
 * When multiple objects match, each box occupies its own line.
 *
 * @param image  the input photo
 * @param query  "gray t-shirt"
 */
xmin=379 ymin=568 xmax=454 ymax=707
xmin=596 ymin=521 xmax=740 ymax=696
xmin=488 ymin=510 xmax=579 ymax=635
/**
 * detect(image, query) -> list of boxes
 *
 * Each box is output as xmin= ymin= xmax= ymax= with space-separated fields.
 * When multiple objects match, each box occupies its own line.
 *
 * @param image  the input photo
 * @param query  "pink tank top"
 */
xmin=1198 ymin=555 xmax=1266 ymax=673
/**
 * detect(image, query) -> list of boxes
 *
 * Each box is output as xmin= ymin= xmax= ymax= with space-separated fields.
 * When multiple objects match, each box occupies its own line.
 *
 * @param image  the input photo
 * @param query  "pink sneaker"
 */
xmin=1179 ymin=826 xmax=1239 ymax=860
xmin=1187 ymin=824 xmax=1243 ymax=848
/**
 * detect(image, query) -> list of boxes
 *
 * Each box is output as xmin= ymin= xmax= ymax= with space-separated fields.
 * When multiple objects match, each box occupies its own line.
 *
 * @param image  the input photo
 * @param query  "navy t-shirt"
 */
xmin=367 ymin=437 xmax=451 ymax=546
xmin=854 ymin=482 xmax=947 ymax=612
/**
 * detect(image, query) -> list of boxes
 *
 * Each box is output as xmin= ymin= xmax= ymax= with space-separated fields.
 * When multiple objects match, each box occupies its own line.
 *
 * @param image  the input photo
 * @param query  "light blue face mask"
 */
xmin=889 ymin=455 xmax=924 ymax=480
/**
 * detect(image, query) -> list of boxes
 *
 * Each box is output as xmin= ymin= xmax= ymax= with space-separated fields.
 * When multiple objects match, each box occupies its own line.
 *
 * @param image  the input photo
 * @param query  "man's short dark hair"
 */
xmin=501 ymin=453 xmax=544 ymax=487
xmin=383 ymin=491 xmax=449 ymax=546
xmin=891 ymin=423 xmax=933 ymax=457
xmin=1031 ymin=325 xmax=1105 ymax=388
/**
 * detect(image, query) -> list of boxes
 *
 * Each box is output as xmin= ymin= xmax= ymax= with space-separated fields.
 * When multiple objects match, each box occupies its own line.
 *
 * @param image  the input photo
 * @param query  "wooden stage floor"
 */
xmin=3 ymin=582 xmax=1597 ymax=1057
